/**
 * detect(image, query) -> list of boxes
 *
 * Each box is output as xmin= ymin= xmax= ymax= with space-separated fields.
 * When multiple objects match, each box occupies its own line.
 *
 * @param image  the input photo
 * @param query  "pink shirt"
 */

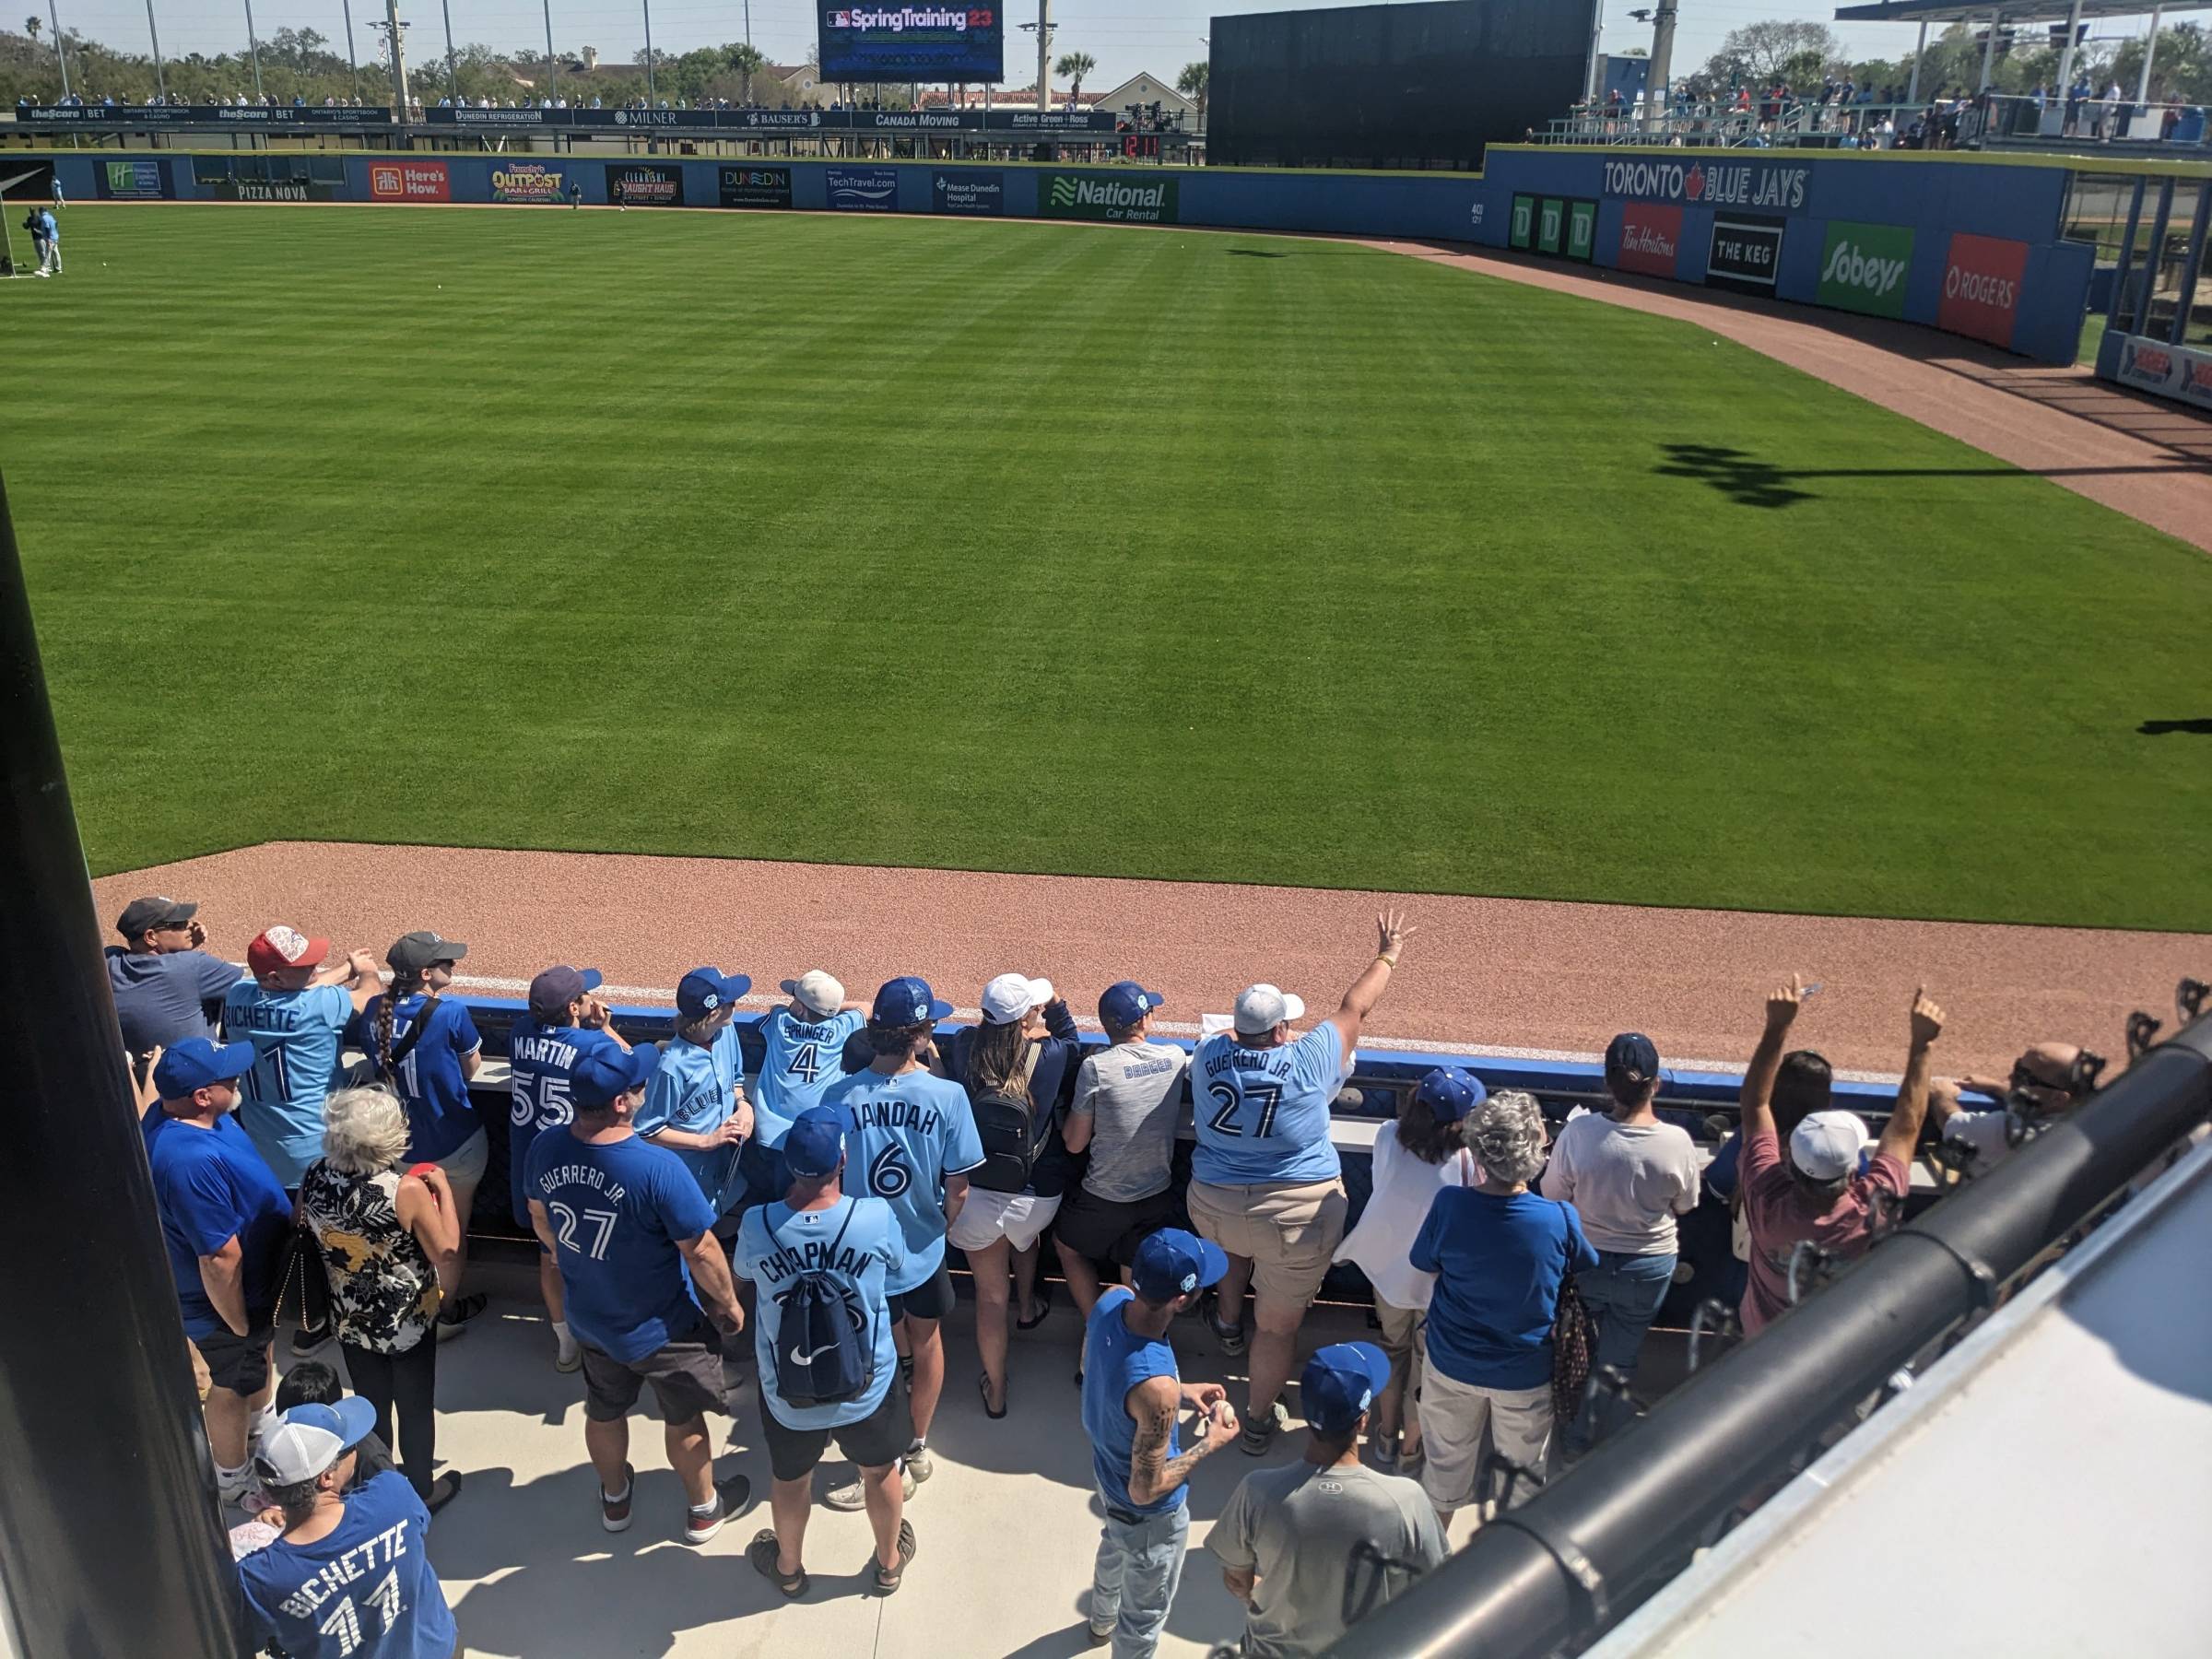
xmin=1738 ymin=1128 xmax=1908 ymax=1335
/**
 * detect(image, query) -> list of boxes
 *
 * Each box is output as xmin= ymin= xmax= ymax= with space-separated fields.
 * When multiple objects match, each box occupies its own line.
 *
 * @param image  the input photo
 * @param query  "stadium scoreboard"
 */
xmin=818 ymin=4 xmax=1003 ymax=82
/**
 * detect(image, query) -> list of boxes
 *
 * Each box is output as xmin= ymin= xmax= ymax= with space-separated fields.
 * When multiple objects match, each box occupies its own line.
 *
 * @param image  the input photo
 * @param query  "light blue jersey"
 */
xmin=635 ymin=1023 xmax=742 ymax=1210
xmin=820 ymin=1066 xmax=983 ymax=1293
xmin=219 ymin=981 xmax=354 ymax=1188
xmin=753 ymin=1007 xmax=866 ymax=1147
xmin=1190 ymin=1022 xmax=1347 ymax=1186
xmin=735 ymin=1194 xmax=906 ymax=1430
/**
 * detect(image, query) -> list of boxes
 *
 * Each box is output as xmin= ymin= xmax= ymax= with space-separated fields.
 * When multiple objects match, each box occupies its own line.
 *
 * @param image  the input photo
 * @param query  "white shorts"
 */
xmin=948 ymin=1187 xmax=1063 ymax=1253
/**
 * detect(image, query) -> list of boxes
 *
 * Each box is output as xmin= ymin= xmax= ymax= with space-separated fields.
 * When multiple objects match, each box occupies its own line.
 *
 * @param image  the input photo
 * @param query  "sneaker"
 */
xmin=1204 ymin=1296 xmax=1247 ymax=1357
xmin=1241 ymin=1401 xmax=1288 ymax=1456
xmin=217 ymin=1468 xmax=253 ymax=1508
xmin=289 ymin=1324 xmax=333 ymax=1358
xmin=1370 ymin=1430 xmax=1401 ymax=1475
xmin=903 ymin=1445 xmax=935 ymax=1485
xmin=823 ymin=1463 xmax=916 ymax=1512
xmin=684 ymin=1475 xmax=752 ymax=1545
xmin=601 ymin=1463 xmax=636 ymax=1533
xmin=1087 ymin=1621 xmax=1114 ymax=1648
xmin=436 ymin=1293 xmax=488 ymax=1342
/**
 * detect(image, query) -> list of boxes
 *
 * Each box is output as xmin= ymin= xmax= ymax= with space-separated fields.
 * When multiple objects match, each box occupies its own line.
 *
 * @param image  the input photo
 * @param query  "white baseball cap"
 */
xmin=981 ymin=973 xmax=1054 ymax=1026
xmin=253 ymin=1398 xmax=377 ymax=1487
xmin=1233 ymin=984 xmax=1306 ymax=1035
xmin=779 ymin=971 xmax=846 ymax=1018
xmin=1790 ymin=1111 xmax=1872 ymax=1182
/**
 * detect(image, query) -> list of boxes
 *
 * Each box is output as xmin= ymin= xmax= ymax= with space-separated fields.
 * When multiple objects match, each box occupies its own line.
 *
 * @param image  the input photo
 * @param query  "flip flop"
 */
xmin=979 ymin=1371 xmax=1008 ymax=1420
xmin=1016 ymin=1283 xmax=1054 ymax=1330
xmin=872 ymin=1520 xmax=917 ymax=1594
xmin=748 ymin=1530 xmax=807 ymax=1598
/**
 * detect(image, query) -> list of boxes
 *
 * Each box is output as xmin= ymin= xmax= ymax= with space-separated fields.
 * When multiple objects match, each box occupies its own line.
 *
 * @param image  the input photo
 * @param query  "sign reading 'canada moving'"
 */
xmin=1601 ymin=159 xmax=1811 ymax=215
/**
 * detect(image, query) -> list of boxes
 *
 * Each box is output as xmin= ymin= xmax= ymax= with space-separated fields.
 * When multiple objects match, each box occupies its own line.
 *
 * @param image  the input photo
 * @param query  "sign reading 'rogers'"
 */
xmin=1936 ymin=232 xmax=2029 ymax=347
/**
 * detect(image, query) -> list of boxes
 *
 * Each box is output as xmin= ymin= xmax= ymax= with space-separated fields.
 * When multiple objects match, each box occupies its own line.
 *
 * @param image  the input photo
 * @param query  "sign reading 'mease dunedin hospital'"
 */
xmin=1040 ymin=172 xmax=1179 ymax=224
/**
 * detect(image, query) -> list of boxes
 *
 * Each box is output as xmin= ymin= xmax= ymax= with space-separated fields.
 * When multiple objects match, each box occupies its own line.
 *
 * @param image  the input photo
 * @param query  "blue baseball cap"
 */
xmin=529 ymin=965 xmax=603 ymax=1019
xmin=1131 ymin=1227 xmax=1229 ymax=1304
xmin=783 ymin=1106 xmax=846 ymax=1180
xmin=153 ymin=1037 xmax=257 ymax=1099
xmin=677 ymin=967 xmax=751 ymax=1018
xmin=871 ymin=975 xmax=952 ymax=1027
xmin=1414 ymin=1066 xmax=1487 ymax=1122
xmin=572 ymin=1043 xmax=660 ymax=1107
xmin=1606 ymin=1032 xmax=1661 ymax=1088
xmin=1100 ymin=982 xmax=1167 ymax=1028
xmin=1301 ymin=1343 xmax=1392 ymax=1435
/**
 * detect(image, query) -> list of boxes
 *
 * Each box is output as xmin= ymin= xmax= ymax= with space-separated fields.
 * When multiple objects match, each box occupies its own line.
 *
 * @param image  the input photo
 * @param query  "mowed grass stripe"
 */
xmin=5 ymin=204 xmax=2209 ymax=931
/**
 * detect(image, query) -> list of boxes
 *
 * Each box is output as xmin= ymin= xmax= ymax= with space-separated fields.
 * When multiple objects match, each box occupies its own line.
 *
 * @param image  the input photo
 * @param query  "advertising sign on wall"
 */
xmin=1616 ymin=201 xmax=1681 ymax=276
xmin=606 ymin=163 xmax=684 ymax=206
xmin=1816 ymin=220 xmax=1914 ymax=318
xmin=1536 ymin=196 xmax=1564 ymax=255
xmin=97 ymin=159 xmax=171 ymax=200
xmin=1041 ymin=172 xmax=1178 ymax=224
xmin=826 ymin=165 xmax=900 ymax=212
xmin=2112 ymin=334 xmax=2212 ymax=407
xmin=491 ymin=162 xmax=566 ymax=203
xmin=718 ymin=166 xmax=794 ymax=208
xmin=1706 ymin=212 xmax=1785 ymax=293
xmin=819 ymin=3 xmax=1003 ymax=82
xmin=1937 ymin=231 xmax=2028 ymax=347
xmin=1565 ymin=199 xmax=1595 ymax=262
xmin=206 ymin=177 xmax=345 ymax=202
xmin=1601 ymin=157 xmax=1811 ymax=216
xmin=369 ymin=160 xmax=451 ymax=202
xmin=933 ymin=170 xmax=1004 ymax=216
xmin=1509 ymin=194 xmax=1535 ymax=251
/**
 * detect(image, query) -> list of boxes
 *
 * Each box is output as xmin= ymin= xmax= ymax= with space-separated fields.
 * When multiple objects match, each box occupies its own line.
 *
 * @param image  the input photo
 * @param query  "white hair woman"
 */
xmin=298 ymin=1086 xmax=464 ymax=1511
xmin=1407 ymin=1089 xmax=1598 ymax=1529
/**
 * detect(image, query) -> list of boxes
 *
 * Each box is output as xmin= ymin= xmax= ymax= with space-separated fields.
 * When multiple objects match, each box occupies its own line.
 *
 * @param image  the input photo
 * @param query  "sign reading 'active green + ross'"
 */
xmin=1817 ymin=221 xmax=1915 ymax=319
xmin=1041 ymin=172 xmax=1180 ymax=224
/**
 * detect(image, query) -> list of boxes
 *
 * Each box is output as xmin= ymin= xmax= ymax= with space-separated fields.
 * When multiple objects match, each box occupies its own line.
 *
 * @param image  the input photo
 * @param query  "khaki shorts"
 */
xmin=1186 ymin=1177 xmax=1348 ymax=1310
xmin=1374 ymin=1298 xmax=1426 ymax=1423
xmin=1419 ymin=1360 xmax=1552 ymax=1514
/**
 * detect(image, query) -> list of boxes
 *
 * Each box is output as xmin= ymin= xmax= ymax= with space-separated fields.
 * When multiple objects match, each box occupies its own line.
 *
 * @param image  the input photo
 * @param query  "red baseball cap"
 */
xmin=248 ymin=925 xmax=330 ymax=978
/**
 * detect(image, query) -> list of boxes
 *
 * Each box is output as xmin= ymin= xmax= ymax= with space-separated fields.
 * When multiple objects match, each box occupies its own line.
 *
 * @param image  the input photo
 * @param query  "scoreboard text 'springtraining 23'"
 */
xmin=818 ymin=5 xmax=1002 ymax=82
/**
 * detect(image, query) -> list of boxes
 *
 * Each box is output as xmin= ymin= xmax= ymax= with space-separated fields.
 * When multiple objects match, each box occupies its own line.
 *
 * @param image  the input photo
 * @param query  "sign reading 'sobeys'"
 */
xmin=1602 ymin=159 xmax=1811 ymax=214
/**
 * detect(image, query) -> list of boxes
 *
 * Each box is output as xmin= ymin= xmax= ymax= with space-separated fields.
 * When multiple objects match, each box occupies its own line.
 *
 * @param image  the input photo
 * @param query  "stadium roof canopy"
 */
xmin=1833 ymin=0 xmax=2212 ymax=22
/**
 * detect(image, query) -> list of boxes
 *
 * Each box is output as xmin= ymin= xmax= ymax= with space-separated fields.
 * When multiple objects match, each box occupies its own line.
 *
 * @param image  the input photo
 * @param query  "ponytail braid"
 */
xmin=378 ymin=966 xmax=426 ymax=1080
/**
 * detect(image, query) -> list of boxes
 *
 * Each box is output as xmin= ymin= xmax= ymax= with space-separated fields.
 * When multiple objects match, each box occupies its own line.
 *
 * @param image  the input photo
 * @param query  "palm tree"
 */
xmin=1054 ymin=50 xmax=1095 ymax=107
xmin=25 ymin=14 xmax=39 ymax=40
xmin=1177 ymin=60 xmax=1207 ymax=128
xmin=728 ymin=41 xmax=764 ymax=104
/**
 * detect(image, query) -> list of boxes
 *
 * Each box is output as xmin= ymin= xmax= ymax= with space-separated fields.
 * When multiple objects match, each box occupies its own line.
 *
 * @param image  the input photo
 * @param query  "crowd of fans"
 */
xmin=109 ymin=891 xmax=2111 ymax=1657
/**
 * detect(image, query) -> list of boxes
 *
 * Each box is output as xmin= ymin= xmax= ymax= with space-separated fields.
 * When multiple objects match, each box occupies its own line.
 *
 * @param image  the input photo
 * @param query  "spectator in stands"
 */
xmin=362 ymin=931 xmax=488 ymax=1340
xmin=525 ymin=1042 xmax=751 ymax=1543
xmin=820 ymin=977 xmax=983 ymax=1510
xmin=746 ymin=970 xmax=865 ymax=1213
xmin=1541 ymin=1033 xmax=1700 ymax=1456
xmin=1412 ymin=1089 xmax=1595 ymax=1525
xmin=143 ymin=1038 xmax=296 ymax=1504
xmin=508 ymin=965 xmax=629 ymax=1372
xmin=634 ymin=966 xmax=752 ymax=1218
xmin=1936 ymin=1041 xmax=2093 ymax=1176
xmin=1081 ymin=1229 xmax=1239 ymax=1656
xmin=237 ymin=1400 xmax=458 ymax=1659
xmin=1191 ymin=912 xmax=1413 ymax=1455
xmin=938 ymin=971 xmax=1082 ymax=1417
xmin=1054 ymin=982 xmax=1187 ymax=1333
xmin=1209 ymin=1343 xmax=1448 ymax=1656
xmin=298 ymin=1086 xmax=462 ymax=1511
xmin=1737 ymin=977 xmax=1943 ymax=1335
xmin=1332 ymin=1066 xmax=1483 ymax=1473
xmin=735 ymin=1107 xmax=917 ymax=1595
xmin=106 ymin=894 xmax=241 ymax=1084
xmin=274 ymin=1361 xmax=395 ymax=1489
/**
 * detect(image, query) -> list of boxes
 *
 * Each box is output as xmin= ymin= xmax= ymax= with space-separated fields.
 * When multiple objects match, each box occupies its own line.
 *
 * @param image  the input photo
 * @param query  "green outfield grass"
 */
xmin=6 ymin=205 xmax=2209 ymax=931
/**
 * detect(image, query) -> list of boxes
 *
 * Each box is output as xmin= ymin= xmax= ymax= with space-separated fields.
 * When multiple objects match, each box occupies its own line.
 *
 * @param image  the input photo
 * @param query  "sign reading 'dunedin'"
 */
xmin=1706 ymin=212 xmax=1785 ymax=294
xmin=719 ymin=166 xmax=794 ymax=208
xmin=827 ymin=166 xmax=899 ymax=212
xmin=1602 ymin=158 xmax=1811 ymax=216
xmin=933 ymin=170 xmax=1004 ymax=215
xmin=1040 ymin=171 xmax=1178 ymax=224
xmin=606 ymin=163 xmax=683 ymax=206
xmin=819 ymin=3 xmax=1004 ymax=82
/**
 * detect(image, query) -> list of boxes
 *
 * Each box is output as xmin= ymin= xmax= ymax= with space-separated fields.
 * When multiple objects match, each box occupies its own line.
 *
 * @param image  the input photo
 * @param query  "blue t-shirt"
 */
xmin=1411 ymin=1189 xmax=1598 ymax=1392
xmin=236 ymin=1470 xmax=457 ymax=1659
xmin=140 ymin=1107 xmax=294 ymax=1338
xmin=106 ymin=947 xmax=241 ymax=1054
xmin=734 ymin=1194 xmax=906 ymax=1430
xmin=1081 ymin=1288 xmax=1185 ymax=1516
xmin=819 ymin=1066 xmax=985 ymax=1294
xmin=522 ymin=1128 xmax=718 ymax=1362
xmin=1190 ymin=1022 xmax=1347 ymax=1186
xmin=218 ymin=981 xmax=355 ymax=1189
xmin=358 ymin=994 xmax=484 ymax=1164
xmin=635 ymin=1025 xmax=743 ymax=1210
xmin=505 ymin=1018 xmax=619 ymax=1227
xmin=753 ymin=1007 xmax=867 ymax=1147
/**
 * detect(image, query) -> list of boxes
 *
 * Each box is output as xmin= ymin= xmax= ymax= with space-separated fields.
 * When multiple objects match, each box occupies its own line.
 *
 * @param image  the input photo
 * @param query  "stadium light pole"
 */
xmin=1036 ymin=0 xmax=1050 ymax=110
xmin=1907 ymin=17 xmax=1928 ymax=100
xmin=342 ymin=0 xmax=360 ymax=100
xmin=440 ymin=0 xmax=458 ymax=104
xmin=642 ymin=0 xmax=656 ymax=100
xmin=1642 ymin=0 xmax=1676 ymax=130
xmin=1583 ymin=0 xmax=1604 ymax=105
xmin=544 ymin=0 xmax=557 ymax=104
xmin=2136 ymin=5 xmax=2161 ymax=105
xmin=45 ymin=0 xmax=70 ymax=101
xmin=144 ymin=0 xmax=168 ymax=102
xmin=243 ymin=0 xmax=265 ymax=98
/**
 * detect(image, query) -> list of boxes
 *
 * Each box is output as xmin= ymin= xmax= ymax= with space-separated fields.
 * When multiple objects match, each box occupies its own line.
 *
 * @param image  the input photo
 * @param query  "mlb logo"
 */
xmin=831 ymin=8 xmax=850 ymax=22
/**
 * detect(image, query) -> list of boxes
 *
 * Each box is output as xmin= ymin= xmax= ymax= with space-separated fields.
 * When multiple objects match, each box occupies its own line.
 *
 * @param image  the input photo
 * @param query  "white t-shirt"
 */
xmin=1334 ymin=1128 xmax=1476 ymax=1311
xmin=1942 ymin=1110 xmax=2014 ymax=1175
xmin=1539 ymin=1112 xmax=1701 ymax=1255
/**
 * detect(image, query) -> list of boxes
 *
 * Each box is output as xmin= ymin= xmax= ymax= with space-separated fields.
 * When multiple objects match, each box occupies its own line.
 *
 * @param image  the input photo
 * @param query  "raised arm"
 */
xmin=1125 ymin=1373 xmax=1237 ymax=1506
xmin=1324 ymin=910 xmax=1415 ymax=1052
xmin=1876 ymin=987 xmax=1945 ymax=1165
xmin=1740 ymin=974 xmax=1806 ymax=1140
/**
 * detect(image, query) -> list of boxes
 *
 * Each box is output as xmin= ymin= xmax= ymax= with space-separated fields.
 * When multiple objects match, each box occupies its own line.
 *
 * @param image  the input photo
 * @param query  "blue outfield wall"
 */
xmin=56 ymin=144 xmax=2088 ymax=360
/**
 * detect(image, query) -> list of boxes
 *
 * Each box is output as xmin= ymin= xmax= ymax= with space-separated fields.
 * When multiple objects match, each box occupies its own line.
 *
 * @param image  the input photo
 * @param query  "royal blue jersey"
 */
xmin=1190 ymin=1022 xmax=1347 ymax=1186
xmin=753 ymin=1006 xmax=866 ymax=1148
xmin=220 ymin=981 xmax=355 ymax=1188
xmin=734 ymin=1194 xmax=906 ymax=1430
xmin=505 ymin=1018 xmax=620 ymax=1228
xmin=236 ymin=1471 xmax=456 ymax=1659
xmin=819 ymin=1066 xmax=984 ymax=1294
xmin=1081 ymin=1288 xmax=1187 ymax=1515
xmin=141 ymin=1106 xmax=294 ymax=1338
xmin=359 ymin=994 xmax=484 ymax=1164
xmin=635 ymin=1023 xmax=743 ymax=1211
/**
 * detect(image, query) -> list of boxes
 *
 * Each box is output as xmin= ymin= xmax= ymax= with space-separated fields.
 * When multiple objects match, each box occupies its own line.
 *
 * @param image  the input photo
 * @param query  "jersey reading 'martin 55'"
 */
xmin=818 ymin=4 xmax=1002 ymax=81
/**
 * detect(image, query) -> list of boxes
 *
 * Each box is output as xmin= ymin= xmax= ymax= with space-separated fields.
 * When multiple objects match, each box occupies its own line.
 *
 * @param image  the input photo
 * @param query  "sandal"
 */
xmin=979 ymin=1371 xmax=1008 ymax=1420
xmin=748 ymin=1530 xmax=807 ymax=1598
xmin=1016 ymin=1284 xmax=1054 ymax=1330
xmin=873 ymin=1519 xmax=917 ymax=1594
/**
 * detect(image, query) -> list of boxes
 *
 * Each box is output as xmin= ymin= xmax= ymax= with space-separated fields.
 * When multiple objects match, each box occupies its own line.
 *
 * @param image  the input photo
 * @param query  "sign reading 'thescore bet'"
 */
xmin=1936 ymin=232 xmax=2028 ymax=348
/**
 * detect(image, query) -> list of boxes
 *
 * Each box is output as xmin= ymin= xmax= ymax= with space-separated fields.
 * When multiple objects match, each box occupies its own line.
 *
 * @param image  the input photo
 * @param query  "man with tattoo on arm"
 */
xmin=1078 ymin=1229 xmax=1241 ymax=1655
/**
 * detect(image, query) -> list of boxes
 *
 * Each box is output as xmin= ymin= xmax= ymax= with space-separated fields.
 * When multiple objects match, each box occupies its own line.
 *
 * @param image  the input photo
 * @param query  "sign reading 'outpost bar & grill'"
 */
xmin=492 ymin=162 xmax=565 ymax=202
xmin=1603 ymin=159 xmax=1811 ymax=215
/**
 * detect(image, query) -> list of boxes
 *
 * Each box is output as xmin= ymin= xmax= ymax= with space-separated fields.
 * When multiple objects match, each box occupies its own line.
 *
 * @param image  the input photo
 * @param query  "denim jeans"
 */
xmin=1567 ymin=1250 xmax=1676 ymax=1453
xmin=1089 ymin=1493 xmax=1190 ymax=1658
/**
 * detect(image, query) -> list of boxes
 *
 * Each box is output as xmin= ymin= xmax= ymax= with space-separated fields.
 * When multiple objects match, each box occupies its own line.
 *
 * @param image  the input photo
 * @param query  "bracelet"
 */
xmin=1377 ymin=953 xmax=1398 ymax=968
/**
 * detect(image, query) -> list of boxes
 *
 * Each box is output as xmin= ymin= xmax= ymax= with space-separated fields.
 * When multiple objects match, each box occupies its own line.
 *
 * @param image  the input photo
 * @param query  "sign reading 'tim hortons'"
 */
xmin=1601 ymin=159 xmax=1811 ymax=215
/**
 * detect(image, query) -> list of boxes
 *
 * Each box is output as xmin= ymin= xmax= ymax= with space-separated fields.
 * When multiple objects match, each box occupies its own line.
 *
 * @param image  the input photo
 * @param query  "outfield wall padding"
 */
xmin=53 ymin=147 xmax=2091 ymax=362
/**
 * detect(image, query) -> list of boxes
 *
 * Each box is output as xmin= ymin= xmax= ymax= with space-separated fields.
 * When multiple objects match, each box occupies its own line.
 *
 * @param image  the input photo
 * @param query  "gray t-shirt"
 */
xmin=1207 ymin=1459 xmax=1446 ymax=1658
xmin=1070 ymin=1040 xmax=1188 ymax=1203
xmin=1539 ymin=1112 xmax=1701 ymax=1255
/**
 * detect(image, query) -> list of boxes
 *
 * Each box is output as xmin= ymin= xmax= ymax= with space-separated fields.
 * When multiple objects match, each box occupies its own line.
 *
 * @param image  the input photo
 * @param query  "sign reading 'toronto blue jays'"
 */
xmin=1601 ymin=158 xmax=1813 ymax=216
xmin=819 ymin=4 xmax=1004 ymax=82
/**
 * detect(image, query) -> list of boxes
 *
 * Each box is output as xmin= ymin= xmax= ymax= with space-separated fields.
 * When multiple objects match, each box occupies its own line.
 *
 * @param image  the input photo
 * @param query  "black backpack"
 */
xmin=770 ymin=1202 xmax=873 ymax=1408
xmin=970 ymin=1046 xmax=1050 ymax=1194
